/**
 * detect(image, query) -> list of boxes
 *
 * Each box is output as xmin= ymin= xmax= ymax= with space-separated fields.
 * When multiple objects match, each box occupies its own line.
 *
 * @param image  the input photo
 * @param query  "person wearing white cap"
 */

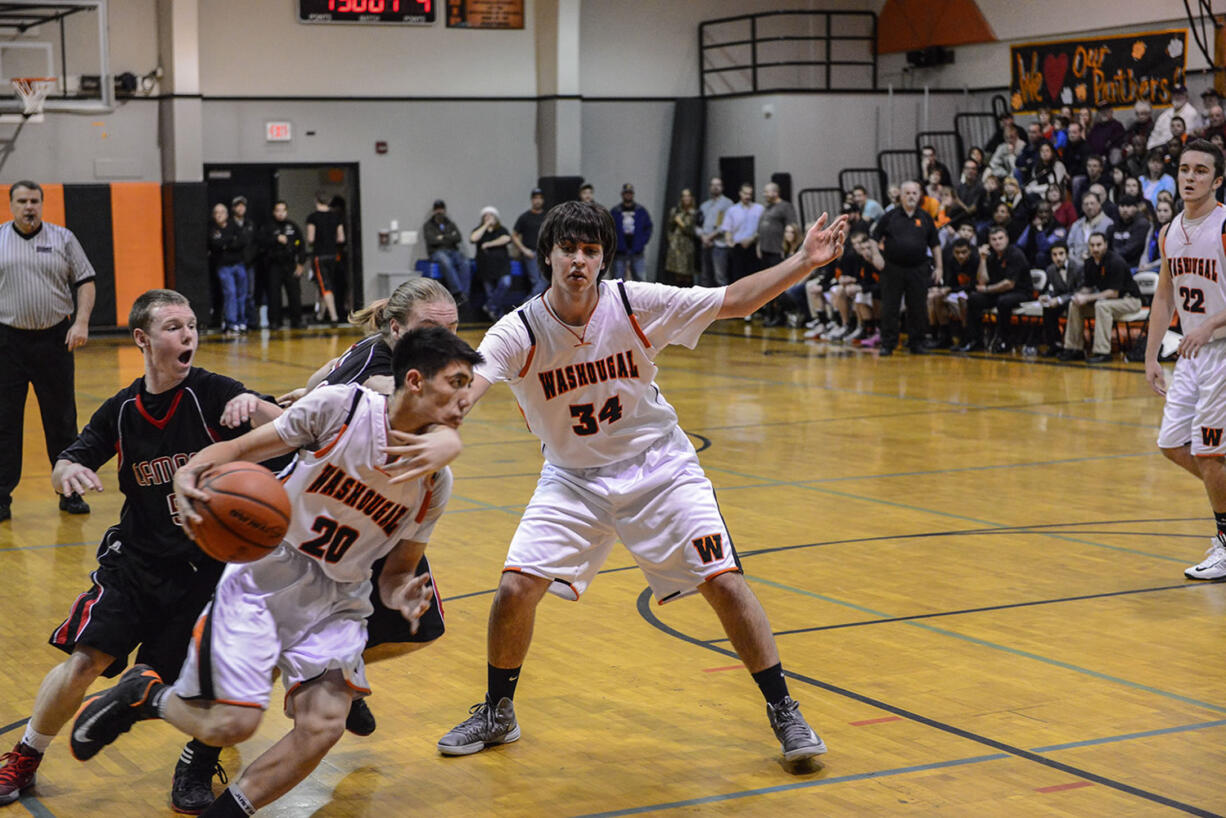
xmin=471 ymin=206 xmax=515 ymax=319
xmin=1149 ymin=84 xmax=1202 ymax=150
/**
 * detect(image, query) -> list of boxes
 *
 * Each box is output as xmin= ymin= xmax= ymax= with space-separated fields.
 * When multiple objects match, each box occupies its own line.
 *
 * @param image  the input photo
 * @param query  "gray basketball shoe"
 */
xmin=437 ymin=695 xmax=520 ymax=756
xmin=766 ymin=697 xmax=827 ymax=761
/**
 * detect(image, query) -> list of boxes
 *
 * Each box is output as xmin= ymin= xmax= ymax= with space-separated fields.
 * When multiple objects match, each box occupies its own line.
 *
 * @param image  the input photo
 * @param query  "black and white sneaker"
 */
xmin=171 ymin=752 xmax=227 ymax=814
xmin=766 ymin=696 xmax=827 ymax=762
xmin=437 ymin=695 xmax=520 ymax=756
xmin=70 ymin=664 xmax=165 ymax=761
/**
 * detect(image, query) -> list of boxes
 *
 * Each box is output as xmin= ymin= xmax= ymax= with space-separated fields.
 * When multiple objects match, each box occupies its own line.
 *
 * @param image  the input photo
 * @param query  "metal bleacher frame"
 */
xmin=876 ymin=149 xmax=921 ymax=191
xmin=954 ymin=112 xmax=997 ymax=157
xmin=798 ymin=187 xmax=845 ymax=227
xmin=837 ymin=168 xmax=886 ymax=205
xmin=915 ymin=131 xmax=963 ymax=177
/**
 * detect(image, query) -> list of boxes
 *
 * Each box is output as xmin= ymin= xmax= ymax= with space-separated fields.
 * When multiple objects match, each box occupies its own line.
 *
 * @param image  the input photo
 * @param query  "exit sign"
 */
xmin=265 ymin=121 xmax=292 ymax=142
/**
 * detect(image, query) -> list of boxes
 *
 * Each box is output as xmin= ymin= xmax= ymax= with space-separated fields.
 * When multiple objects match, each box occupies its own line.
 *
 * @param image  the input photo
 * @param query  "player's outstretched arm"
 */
xmin=52 ymin=459 xmax=103 ymax=496
xmin=717 ymin=213 xmax=847 ymax=319
xmin=380 ymin=539 xmax=431 ymax=631
xmin=173 ymin=424 xmax=295 ymax=536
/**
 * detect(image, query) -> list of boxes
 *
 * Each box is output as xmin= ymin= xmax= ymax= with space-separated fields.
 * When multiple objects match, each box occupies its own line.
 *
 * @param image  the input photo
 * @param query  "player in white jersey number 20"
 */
xmin=1146 ymin=139 xmax=1226 ymax=581
xmin=70 ymin=327 xmax=481 ymax=817
xmin=436 ymin=201 xmax=847 ymax=766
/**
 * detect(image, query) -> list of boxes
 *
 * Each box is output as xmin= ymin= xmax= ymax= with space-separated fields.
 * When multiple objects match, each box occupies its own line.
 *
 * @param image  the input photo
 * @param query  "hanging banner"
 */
xmin=1010 ymin=29 xmax=1187 ymax=113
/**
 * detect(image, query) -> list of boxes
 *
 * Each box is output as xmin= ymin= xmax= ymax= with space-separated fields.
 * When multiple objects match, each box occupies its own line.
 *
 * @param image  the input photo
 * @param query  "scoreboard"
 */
xmin=298 ymin=0 xmax=436 ymax=24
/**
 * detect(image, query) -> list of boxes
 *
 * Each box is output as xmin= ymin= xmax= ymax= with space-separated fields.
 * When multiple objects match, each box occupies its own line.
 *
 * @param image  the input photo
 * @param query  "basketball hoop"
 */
xmin=11 ymin=77 xmax=57 ymax=117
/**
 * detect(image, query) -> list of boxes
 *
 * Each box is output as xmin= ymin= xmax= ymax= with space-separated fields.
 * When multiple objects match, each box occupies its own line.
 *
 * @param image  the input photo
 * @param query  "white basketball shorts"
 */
xmin=173 ymin=546 xmax=372 ymax=712
xmin=1157 ymin=339 xmax=1226 ymax=456
xmin=505 ymin=427 xmax=741 ymax=604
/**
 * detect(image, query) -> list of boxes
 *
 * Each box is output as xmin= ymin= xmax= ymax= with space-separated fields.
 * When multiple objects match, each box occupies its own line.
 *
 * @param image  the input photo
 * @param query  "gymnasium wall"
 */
xmin=877 ymin=1 xmax=1215 ymax=91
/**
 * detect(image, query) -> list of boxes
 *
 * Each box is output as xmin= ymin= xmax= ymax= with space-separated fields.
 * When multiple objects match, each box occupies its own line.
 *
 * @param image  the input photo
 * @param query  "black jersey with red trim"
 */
xmin=57 ymin=368 xmax=254 ymax=566
xmin=322 ymin=334 xmax=390 ymax=386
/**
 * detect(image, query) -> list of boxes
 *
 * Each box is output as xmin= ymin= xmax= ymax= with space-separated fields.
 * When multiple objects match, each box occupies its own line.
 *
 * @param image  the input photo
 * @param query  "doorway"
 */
xmin=203 ymin=163 xmax=363 ymax=326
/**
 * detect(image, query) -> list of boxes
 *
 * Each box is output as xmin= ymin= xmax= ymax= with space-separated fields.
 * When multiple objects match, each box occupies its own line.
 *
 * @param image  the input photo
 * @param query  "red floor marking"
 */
xmin=702 ymin=664 xmax=746 ymax=672
xmin=1035 ymin=781 xmax=1094 ymax=793
xmin=849 ymin=716 xmax=904 ymax=726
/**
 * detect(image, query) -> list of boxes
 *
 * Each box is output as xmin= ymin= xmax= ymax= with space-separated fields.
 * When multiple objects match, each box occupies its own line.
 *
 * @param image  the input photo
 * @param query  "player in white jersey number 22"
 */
xmin=437 ymin=201 xmax=847 ymax=766
xmin=70 ymin=327 xmax=481 ymax=817
xmin=1146 ymin=138 xmax=1226 ymax=581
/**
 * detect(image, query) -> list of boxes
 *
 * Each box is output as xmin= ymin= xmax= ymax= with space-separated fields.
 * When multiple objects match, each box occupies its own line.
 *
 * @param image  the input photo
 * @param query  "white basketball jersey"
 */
xmin=272 ymin=385 xmax=449 ymax=584
xmin=475 ymin=281 xmax=725 ymax=469
xmin=1164 ymin=204 xmax=1226 ymax=338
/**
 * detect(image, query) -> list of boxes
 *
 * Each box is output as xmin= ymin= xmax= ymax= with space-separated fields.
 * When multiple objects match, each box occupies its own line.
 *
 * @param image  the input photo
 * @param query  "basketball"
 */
xmin=191 ymin=462 xmax=291 ymax=563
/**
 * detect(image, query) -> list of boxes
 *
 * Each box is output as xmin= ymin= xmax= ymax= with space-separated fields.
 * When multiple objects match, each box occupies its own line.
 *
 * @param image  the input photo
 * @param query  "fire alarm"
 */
xmin=375 ymin=141 xmax=388 ymax=154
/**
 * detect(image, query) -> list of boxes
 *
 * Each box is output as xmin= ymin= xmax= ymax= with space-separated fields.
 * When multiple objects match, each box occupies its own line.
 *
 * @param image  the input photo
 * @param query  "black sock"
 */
xmin=1214 ymin=511 xmax=1226 ymax=537
xmin=751 ymin=663 xmax=790 ymax=706
xmin=181 ymin=738 xmax=221 ymax=766
xmin=201 ymin=786 xmax=254 ymax=817
xmin=488 ymin=664 xmax=522 ymax=704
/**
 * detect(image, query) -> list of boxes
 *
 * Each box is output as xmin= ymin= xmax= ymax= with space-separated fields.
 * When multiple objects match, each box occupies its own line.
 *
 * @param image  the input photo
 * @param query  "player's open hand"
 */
xmin=276 ymin=387 xmax=307 ymax=408
xmin=172 ymin=460 xmax=212 ymax=537
xmin=382 ymin=426 xmax=462 ymax=483
xmin=1145 ymin=359 xmax=1167 ymax=396
xmin=56 ymin=461 xmax=103 ymax=496
xmin=220 ymin=393 xmax=262 ymax=428
xmin=390 ymin=572 xmax=433 ymax=633
xmin=801 ymin=213 xmax=848 ymax=269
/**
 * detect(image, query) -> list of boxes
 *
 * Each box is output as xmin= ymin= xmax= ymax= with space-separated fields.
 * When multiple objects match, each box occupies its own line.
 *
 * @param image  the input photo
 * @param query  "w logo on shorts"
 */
xmin=691 ymin=533 xmax=725 ymax=564
xmin=1202 ymin=427 xmax=1224 ymax=448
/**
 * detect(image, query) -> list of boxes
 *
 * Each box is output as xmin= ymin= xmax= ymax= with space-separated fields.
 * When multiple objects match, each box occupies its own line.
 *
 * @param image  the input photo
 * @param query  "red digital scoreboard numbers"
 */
xmin=298 ymin=0 xmax=435 ymax=24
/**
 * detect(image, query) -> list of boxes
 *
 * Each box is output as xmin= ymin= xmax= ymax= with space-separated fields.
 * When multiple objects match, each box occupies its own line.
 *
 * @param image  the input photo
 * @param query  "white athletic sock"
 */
xmin=20 ymin=725 xmax=53 ymax=754
xmin=152 ymin=685 xmax=172 ymax=718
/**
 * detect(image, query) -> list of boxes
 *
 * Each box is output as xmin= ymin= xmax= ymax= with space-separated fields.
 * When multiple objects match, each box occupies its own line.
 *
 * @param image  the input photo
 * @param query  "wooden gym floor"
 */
xmin=1 ymin=322 xmax=1224 ymax=817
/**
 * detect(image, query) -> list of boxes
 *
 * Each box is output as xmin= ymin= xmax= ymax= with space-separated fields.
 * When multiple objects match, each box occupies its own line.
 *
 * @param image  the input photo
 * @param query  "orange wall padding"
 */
xmin=878 ymin=0 xmax=996 ymax=55
xmin=110 ymin=182 xmax=165 ymax=326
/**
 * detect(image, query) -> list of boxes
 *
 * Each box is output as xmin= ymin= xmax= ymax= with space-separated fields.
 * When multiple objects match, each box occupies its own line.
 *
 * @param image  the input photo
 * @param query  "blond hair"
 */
xmin=348 ymin=278 xmax=454 ymax=338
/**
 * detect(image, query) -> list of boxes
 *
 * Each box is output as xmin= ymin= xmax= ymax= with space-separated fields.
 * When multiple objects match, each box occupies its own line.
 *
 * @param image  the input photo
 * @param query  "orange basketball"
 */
xmin=192 ymin=462 xmax=291 ymax=563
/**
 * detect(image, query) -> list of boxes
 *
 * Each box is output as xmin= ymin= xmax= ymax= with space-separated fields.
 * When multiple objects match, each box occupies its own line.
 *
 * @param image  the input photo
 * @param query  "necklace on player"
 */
xmin=1180 ymin=209 xmax=1212 ymax=244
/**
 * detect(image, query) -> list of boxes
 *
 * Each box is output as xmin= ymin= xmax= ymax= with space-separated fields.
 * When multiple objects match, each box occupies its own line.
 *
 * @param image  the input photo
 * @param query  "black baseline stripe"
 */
xmin=635 ymin=587 xmax=1225 ymax=818
xmin=704 ymin=583 xmax=1207 ymax=643
xmin=0 ymin=718 xmax=28 ymax=737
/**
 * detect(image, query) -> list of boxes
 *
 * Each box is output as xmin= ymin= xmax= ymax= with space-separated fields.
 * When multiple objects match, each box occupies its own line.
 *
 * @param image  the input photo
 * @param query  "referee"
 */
xmin=0 ymin=180 xmax=96 ymax=520
xmin=869 ymin=180 xmax=942 ymax=356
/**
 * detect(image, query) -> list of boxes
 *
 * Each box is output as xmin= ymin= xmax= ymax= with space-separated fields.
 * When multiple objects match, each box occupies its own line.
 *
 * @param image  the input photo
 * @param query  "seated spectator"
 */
xmin=929 ymin=235 xmax=978 ymax=347
xmin=1059 ymin=232 xmax=1142 ymax=363
xmin=421 ymin=200 xmax=470 ymax=304
xmin=1087 ymin=104 xmax=1127 ymax=164
xmin=1038 ymin=240 xmax=1083 ymax=356
xmin=921 ymin=145 xmax=952 ymax=187
xmin=1072 ymin=154 xmax=1107 ymax=212
xmin=1076 ymin=107 xmax=1093 ymax=134
xmin=988 ymin=127 xmax=1024 ymax=180
xmin=1164 ymin=137 xmax=1184 ymax=176
xmin=1201 ymin=88 xmax=1222 ymax=125
xmin=1170 ymin=115 xmax=1189 ymax=145
xmin=1016 ymin=122 xmax=1045 ymax=181
xmin=1068 ymin=191 xmax=1113 ymax=263
xmin=1049 ymin=115 xmax=1069 ymax=153
xmin=801 ymin=259 xmax=839 ymax=339
xmin=883 ymin=184 xmax=902 ymax=212
xmin=1110 ymin=194 xmax=1151 ymax=268
xmin=978 ymin=202 xmax=1015 ymax=246
xmin=1123 ymin=132 xmax=1150 ymax=178
xmin=1024 ymin=142 xmax=1068 ymax=198
xmin=1089 ymin=181 xmax=1118 ymax=222
xmin=1062 ymin=121 xmax=1091 ymax=179
xmin=851 ymin=185 xmax=884 ymax=224
xmin=953 ymin=158 xmax=987 ymax=222
xmin=1203 ymin=104 xmax=1226 ymax=142
xmin=1138 ymin=198 xmax=1174 ymax=273
xmin=1046 ymin=182 xmax=1078 ymax=229
xmin=1148 ymin=84 xmax=1201 ymax=149
xmin=957 ymin=225 xmax=1033 ymax=353
xmin=1037 ymin=107 xmax=1054 ymax=140
xmin=470 ymin=206 xmax=516 ymax=320
xmin=967 ymin=146 xmax=987 ymax=170
xmin=985 ymin=112 xmax=1025 ymax=155
xmin=999 ymin=176 xmax=1031 ymax=239
xmin=925 ymin=168 xmax=945 ymax=204
xmin=1016 ymin=202 xmax=1067 ymax=268
xmin=1125 ymin=99 xmax=1155 ymax=146
xmin=818 ymin=230 xmax=874 ymax=343
xmin=980 ymin=173 xmax=1002 ymax=221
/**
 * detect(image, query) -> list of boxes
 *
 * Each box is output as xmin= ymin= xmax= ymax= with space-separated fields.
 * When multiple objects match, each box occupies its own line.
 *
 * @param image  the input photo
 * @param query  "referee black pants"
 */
xmin=880 ymin=262 xmax=931 ymax=351
xmin=267 ymin=262 xmax=303 ymax=328
xmin=0 ymin=319 xmax=78 ymax=506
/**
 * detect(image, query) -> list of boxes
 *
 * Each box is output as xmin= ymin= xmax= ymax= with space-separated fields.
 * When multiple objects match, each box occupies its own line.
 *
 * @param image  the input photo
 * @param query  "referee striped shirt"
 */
xmin=0 ymin=220 xmax=96 ymax=330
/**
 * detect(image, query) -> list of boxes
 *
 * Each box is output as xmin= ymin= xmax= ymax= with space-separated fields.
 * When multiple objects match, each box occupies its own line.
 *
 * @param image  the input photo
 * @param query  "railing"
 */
xmin=877 ymin=149 xmax=921 ymax=191
xmin=955 ymin=112 xmax=997 ymax=158
xmin=798 ymin=187 xmax=845 ymax=227
xmin=699 ymin=10 xmax=877 ymax=97
xmin=837 ymin=168 xmax=887 ymax=205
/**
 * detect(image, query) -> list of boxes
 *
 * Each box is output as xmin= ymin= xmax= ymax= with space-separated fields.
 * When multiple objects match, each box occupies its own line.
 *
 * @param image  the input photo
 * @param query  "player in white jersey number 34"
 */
xmin=1145 ymin=138 xmax=1226 ymax=580
xmin=437 ymin=200 xmax=847 ymax=765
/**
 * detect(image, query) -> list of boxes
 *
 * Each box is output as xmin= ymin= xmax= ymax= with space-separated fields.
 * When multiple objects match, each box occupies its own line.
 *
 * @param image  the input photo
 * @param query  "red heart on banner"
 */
xmin=1042 ymin=52 xmax=1069 ymax=103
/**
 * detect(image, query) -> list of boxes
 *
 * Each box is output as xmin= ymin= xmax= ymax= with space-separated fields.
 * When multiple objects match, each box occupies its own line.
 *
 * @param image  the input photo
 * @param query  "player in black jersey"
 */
xmin=278 ymin=277 xmax=460 ymax=737
xmin=0 ymin=289 xmax=282 ymax=814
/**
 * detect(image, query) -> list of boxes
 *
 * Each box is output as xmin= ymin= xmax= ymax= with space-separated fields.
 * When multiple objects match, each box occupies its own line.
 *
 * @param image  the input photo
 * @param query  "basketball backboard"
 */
xmin=0 ymin=1 xmax=111 ymax=116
